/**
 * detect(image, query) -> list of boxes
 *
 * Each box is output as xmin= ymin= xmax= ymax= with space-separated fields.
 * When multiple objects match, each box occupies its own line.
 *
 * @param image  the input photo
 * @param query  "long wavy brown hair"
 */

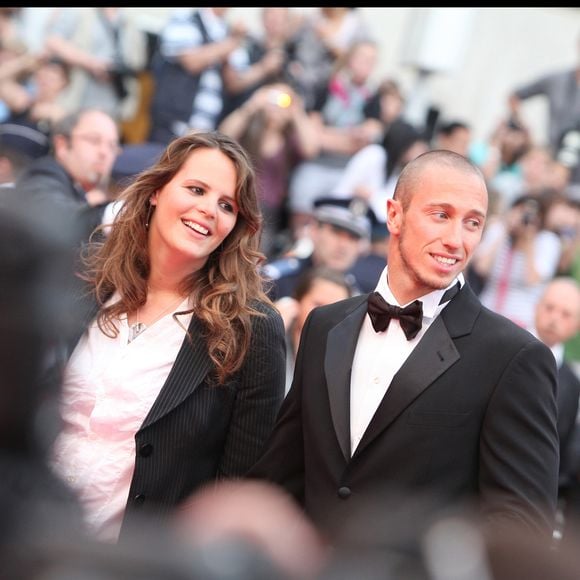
xmin=82 ymin=131 xmax=273 ymax=384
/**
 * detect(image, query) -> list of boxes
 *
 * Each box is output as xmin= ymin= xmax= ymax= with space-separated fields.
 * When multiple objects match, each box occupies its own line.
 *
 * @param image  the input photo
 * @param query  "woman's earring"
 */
xmin=146 ymin=200 xmax=154 ymax=229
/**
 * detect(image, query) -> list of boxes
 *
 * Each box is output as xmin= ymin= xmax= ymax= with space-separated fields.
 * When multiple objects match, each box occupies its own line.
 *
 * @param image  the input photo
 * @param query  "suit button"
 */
xmin=139 ymin=443 xmax=153 ymax=457
xmin=134 ymin=494 xmax=146 ymax=505
xmin=338 ymin=486 xmax=351 ymax=499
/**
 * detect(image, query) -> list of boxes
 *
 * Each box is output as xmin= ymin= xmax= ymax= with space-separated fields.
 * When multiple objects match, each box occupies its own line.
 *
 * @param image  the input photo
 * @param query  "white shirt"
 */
xmin=530 ymin=326 xmax=564 ymax=368
xmin=349 ymin=267 xmax=464 ymax=455
xmin=51 ymin=295 xmax=192 ymax=543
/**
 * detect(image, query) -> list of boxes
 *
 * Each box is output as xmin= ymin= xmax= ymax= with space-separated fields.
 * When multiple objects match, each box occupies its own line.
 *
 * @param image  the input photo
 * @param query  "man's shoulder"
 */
xmin=17 ymin=156 xmax=69 ymax=186
xmin=560 ymin=361 xmax=580 ymax=389
xmin=476 ymin=303 xmax=554 ymax=359
xmin=310 ymin=293 xmax=368 ymax=323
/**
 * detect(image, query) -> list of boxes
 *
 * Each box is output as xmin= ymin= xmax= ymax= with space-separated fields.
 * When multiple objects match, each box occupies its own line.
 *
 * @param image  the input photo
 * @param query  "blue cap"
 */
xmin=0 ymin=124 xmax=49 ymax=160
xmin=112 ymin=142 xmax=166 ymax=180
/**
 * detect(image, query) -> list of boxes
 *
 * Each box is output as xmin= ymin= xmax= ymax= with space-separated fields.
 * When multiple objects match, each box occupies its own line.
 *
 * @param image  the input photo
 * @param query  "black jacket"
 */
xmin=15 ymin=155 xmax=107 ymax=246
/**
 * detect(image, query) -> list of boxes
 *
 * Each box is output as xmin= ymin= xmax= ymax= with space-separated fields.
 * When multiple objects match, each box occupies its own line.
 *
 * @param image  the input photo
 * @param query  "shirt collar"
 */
xmin=375 ymin=266 xmax=464 ymax=319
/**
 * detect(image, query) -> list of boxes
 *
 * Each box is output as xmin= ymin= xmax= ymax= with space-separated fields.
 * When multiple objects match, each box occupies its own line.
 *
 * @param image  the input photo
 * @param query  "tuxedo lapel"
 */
xmin=353 ymin=284 xmax=480 ymax=458
xmin=142 ymin=315 xmax=212 ymax=429
xmin=325 ymin=296 xmax=368 ymax=460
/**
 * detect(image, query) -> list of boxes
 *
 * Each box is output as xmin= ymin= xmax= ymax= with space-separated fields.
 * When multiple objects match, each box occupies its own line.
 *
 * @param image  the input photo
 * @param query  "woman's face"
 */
xmin=295 ymin=278 xmax=351 ymax=336
xmin=149 ymin=147 xmax=239 ymax=272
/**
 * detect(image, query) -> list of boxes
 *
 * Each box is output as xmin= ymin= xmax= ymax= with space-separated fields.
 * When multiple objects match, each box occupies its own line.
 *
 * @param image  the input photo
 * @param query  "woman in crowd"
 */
xmin=51 ymin=130 xmax=286 ymax=544
xmin=219 ymin=81 xmax=319 ymax=259
xmin=276 ymin=266 xmax=354 ymax=394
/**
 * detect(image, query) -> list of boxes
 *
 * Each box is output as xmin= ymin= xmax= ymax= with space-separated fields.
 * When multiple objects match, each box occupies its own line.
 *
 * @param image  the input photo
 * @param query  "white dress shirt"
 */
xmin=51 ymin=295 xmax=192 ymax=543
xmin=350 ymin=267 xmax=464 ymax=455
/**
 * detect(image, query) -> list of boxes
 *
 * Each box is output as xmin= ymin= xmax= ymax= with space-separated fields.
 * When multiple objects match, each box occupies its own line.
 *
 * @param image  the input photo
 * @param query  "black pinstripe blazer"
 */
xmin=65 ymin=289 xmax=286 ymax=539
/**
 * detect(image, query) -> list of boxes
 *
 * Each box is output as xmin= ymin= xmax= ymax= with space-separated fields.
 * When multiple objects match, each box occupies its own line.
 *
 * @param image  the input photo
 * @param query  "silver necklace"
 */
xmin=128 ymin=297 xmax=185 ymax=344
xmin=128 ymin=319 xmax=147 ymax=343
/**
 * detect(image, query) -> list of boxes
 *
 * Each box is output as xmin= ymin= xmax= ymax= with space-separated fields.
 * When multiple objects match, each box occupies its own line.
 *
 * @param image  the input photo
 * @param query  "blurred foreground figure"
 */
xmin=0 ymin=193 xmax=84 ymax=577
xmin=320 ymin=488 xmax=580 ymax=580
xmin=174 ymin=480 xmax=329 ymax=579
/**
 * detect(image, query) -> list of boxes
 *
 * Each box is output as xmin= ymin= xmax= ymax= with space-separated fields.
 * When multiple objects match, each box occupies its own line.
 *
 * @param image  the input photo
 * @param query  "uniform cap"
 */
xmin=313 ymin=196 xmax=373 ymax=239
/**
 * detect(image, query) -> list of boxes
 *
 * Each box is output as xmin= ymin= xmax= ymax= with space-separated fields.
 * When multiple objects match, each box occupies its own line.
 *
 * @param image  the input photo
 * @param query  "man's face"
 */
xmin=535 ymin=281 xmax=580 ymax=348
xmin=311 ymin=222 xmax=363 ymax=272
xmin=387 ymin=163 xmax=488 ymax=303
xmin=56 ymin=110 xmax=120 ymax=190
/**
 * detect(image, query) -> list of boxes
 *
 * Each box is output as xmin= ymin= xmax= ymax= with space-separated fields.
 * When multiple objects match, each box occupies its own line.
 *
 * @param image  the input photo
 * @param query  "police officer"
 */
xmin=263 ymin=196 xmax=374 ymax=301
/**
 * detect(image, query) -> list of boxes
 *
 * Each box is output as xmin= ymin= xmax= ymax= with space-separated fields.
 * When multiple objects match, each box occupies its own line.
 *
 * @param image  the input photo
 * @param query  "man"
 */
xmin=532 ymin=277 xmax=580 ymax=533
xmin=508 ymin=33 xmax=580 ymax=156
xmin=250 ymin=150 xmax=559 ymax=540
xmin=148 ymin=7 xmax=247 ymax=144
xmin=0 ymin=123 xmax=49 ymax=187
xmin=263 ymin=196 xmax=373 ymax=301
xmin=12 ymin=108 xmax=121 ymax=245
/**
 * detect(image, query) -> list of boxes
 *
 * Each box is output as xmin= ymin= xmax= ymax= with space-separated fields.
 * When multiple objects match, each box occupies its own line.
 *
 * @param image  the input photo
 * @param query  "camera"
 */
xmin=522 ymin=211 xmax=536 ymax=226
xmin=507 ymin=116 xmax=523 ymax=131
xmin=268 ymin=89 xmax=292 ymax=109
xmin=521 ymin=199 xmax=539 ymax=226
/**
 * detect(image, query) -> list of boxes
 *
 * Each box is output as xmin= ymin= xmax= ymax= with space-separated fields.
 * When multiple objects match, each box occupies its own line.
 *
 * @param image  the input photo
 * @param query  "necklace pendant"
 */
xmin=128 ymin=322 xmax=147 ymax=343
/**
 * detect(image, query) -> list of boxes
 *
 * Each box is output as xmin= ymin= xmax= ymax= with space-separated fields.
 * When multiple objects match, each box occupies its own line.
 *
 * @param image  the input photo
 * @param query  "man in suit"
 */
xmin=13 ymin=108 xmax=121 ymax=246
xmin=249 ymin=149 xmax=560 ymax=542
xmin=531 ymin=276 xmax=580 ymax=536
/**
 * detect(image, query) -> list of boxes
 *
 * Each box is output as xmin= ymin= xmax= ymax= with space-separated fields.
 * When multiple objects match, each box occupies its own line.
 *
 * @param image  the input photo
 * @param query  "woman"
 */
xmin=287 ymin=39 xmax=383 ymax=236
xmin=330 ymin=118 xmax=430 ymax=224
xmin=51 ymin=131 xmax=286 ymax=544
xmin=219 ymin=81 xmax=319 ymax=259
xmin=276 ymin=266 xmax=354 ymax=395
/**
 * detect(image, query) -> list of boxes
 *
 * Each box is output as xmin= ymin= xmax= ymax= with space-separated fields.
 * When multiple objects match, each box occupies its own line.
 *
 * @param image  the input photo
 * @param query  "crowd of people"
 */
xmin=1 ymin=6 xmax=580 ymax=579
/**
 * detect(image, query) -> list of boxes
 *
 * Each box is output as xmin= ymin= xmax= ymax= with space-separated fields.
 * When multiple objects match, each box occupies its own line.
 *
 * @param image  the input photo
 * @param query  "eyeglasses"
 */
xmin=71 ymin=132 xmax=121 ymax=155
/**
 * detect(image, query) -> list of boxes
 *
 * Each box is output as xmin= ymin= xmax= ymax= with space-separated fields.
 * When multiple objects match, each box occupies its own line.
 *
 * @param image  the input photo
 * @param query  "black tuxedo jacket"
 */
xmin=64 ymin=290 xmax=286 ymax=539
xmin=557 ymin=361 xmax=580 ymax=488
xmin=250 ymin=283 xmax=559 ymax=537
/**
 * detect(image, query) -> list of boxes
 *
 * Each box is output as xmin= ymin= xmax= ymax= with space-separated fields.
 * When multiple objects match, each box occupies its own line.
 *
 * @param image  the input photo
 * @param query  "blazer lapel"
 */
xmin=141 ymin=315 xmax=212 ymax=429
xmin=353 ymin=284 xmax=480 ymax=458
xmin=325 ymin=296 xmax=368 ymax=460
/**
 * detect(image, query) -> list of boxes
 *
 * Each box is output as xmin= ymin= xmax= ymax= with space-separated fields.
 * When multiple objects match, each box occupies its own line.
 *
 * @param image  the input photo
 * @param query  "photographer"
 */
xmin=471 ymin=193 xmax=562 ymax=329
xmin=220 ymin=8 xmax=301 ymax=121
xmin=219 ymin=82 xmax=319 ymax=258
xmin=44 ymin=8 xmax=147 ymax=124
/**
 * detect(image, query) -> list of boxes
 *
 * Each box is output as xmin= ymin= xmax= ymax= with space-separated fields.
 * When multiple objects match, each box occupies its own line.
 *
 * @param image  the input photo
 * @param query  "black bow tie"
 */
xmin=367 ymin=292 xmax=423 ymax=340
xmin=367 ymin=283 xmax=460 ymax=340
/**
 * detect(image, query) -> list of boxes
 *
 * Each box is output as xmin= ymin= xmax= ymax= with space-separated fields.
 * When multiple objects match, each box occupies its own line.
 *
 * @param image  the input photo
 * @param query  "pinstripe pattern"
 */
xmin=69 ymin=292 xmax=286 ymax=538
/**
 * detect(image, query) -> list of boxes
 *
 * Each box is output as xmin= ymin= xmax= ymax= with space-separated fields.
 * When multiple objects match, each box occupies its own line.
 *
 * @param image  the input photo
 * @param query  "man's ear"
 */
xmin=52 ymin=133 xmax=68 ymax=154
xmin=386 ymin=198 xmax=402 ymax=236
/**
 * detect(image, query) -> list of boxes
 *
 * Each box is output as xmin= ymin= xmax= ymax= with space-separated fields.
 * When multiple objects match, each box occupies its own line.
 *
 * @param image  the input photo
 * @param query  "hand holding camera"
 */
xmin=268 ymin=88 xmax=292 ymax=109
xmin=520 ymin=199 xmax=540 ymax=228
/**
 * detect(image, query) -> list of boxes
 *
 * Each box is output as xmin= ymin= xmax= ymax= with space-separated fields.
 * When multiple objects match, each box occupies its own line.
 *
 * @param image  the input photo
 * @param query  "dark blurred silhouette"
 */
xmin=173 ymin=479 xmax=329 ymax=579
xmin=0 ymin=191 xmax=85 ymax=577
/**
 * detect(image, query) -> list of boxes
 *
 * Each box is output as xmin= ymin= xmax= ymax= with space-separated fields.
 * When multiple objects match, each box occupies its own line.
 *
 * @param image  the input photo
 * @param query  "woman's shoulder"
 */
xmin=251 ymin=298 xmax=282 ymax=317
xmin=250 ymin=299 xmax=285 ymax=329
